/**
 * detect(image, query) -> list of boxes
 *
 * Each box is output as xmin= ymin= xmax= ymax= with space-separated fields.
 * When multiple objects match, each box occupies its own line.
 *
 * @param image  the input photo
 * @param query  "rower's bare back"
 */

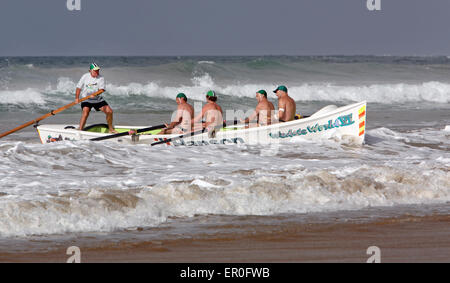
xmin=278 ymin=96 xmax=296 ymax=121
xmin=257 ymin=100 xmax=275 ymax=125
xmin=177 ymin=102 xmax=194 ymax=128
xmin=203 ymin=103 xmax=223 ymax=127
xmin=179 ymin=103 xmax=194 ymax=117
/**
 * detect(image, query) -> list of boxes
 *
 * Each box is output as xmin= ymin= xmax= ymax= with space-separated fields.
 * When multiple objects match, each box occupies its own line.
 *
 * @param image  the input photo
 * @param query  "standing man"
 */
xmin=75 ymin=63 xmax=117 ymax=133
xmin=241 ymin=90 xmax=275 ymax=127
xmin=273 ymin=85 xmax=296 ymax=122
xmin=159 ymin=93 xmax=194 ymax=135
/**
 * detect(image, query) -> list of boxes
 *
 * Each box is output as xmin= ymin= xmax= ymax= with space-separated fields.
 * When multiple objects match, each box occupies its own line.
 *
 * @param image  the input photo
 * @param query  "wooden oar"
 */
xmin=90 ymin=124 xmax=166 ymax=141
xmin=151 ymin=128 xmax=206 ymax=146
xmin=150 ymin=118 xmax=254 ymax=146
xmin=0 ymin=90 xmax=105 ymax=139
xmin=151 ymin=119 xmax=243 ymax=147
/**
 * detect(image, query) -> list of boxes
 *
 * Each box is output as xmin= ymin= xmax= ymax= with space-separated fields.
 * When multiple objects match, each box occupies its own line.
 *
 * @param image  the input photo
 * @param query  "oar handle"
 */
xmin=90 ymin=124 xmax=166 ymax=141
xmin=223 ymin=119 xmax=239 ymax=127
xmin=151 ymin=120 xmax=242 ymax=146
xmin=151 ymin=128 xmax=206 ymax=146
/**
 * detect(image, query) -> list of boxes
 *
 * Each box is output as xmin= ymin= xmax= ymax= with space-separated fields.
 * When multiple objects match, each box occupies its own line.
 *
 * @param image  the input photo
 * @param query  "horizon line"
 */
xmin=1 ymin=54 xmax=450 ymax=58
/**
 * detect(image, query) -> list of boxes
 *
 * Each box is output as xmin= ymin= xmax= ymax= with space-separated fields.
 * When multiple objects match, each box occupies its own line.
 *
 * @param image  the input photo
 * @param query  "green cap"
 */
xmin=176 ymin=93 xmax=187 ymax=99
xmin=273 ymin=85 xmax=288 ymax=93
xmin=89 ymin=63 xmax=100 ymax=71
xmin=257 ymin=90 xmax=267 ymax=97
xmin=206 ymin=90 xmax=216 ymax=97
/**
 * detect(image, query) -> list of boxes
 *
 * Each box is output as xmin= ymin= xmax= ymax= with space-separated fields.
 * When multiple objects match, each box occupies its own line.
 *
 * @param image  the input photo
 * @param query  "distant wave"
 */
xmin=0 ymin=89 xmax=46 ymax=105
xmin=55 ymin=74 xmax=450 ymax=104
xmin=198 ymin=61 xmax=215 ymax=64
xmin=1 ymin=74 xmax=450 ymax=107
xmin=288 ymin=81 xmax=450 ymax=104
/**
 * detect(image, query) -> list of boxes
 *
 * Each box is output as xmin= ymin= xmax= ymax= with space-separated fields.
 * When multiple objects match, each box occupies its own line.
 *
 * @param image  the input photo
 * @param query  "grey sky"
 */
xmin=1 ymin=0 xmax=450 ymax=56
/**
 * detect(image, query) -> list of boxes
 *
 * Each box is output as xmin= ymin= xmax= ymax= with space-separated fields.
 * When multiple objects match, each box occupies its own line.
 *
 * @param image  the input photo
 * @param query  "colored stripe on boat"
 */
xmin=358 ymin=105 xmax=366 ymax=137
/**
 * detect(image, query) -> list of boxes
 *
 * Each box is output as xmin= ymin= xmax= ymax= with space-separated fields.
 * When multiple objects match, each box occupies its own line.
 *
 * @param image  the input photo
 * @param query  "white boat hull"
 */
xmin=36 ymin=101 xmax=367 ymax=146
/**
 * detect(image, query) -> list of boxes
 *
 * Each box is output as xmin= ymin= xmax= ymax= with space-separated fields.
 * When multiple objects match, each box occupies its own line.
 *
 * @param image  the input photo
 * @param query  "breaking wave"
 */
xmin=0 ymin=164 xmax=448 ymax=237
xmin=1 ymin=75 xmax=450 ymax=108
xmin=0 ymin=89 xmax=46 ymax=105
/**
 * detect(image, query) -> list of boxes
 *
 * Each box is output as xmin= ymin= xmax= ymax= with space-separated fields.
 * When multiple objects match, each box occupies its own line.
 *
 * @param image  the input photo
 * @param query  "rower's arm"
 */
xmin=243 ymin=109 xmax=258 ymax=124
xmin=166 ymin=110 xmax=183 ymax=129
xmin=165 ymin=121 xmax=180 ymax=130
xmin=193 ymin=107 xmax=206 ymax=124
xmin=278 ymin=100 xmax=286 ymax=121
xmin=75 ymin=88 xmax=81 ymax=103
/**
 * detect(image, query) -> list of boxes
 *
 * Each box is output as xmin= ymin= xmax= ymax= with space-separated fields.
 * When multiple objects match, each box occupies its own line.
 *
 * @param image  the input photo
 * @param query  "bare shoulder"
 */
xmin=202 ymin=103 xmax=212 ymax=110
xmin=179 ymin=103 xmax=190 ymax=110
xmin=258 ymin=100 xmax=272 ymax=109
xmin=278 ymin=97 xmax=287 ymax=107
xmin=202 ymin=103 xmax=214 ymax=114
xmin=255 ymin=101 xmax=263 ymax=110
xmin=269 ymin=101 xmax=275 ymax=110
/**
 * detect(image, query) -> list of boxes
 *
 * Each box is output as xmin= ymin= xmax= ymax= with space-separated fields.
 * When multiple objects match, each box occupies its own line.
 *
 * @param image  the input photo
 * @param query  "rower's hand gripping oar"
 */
xmin=0 ymin=90 xmax=105 ymax=139
xmin=90 ymin=124 xmax=166 ymax=141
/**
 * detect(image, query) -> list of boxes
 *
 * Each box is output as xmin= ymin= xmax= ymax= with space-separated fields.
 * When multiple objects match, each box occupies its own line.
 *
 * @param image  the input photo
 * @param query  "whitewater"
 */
xmin=0 ymin=56 xmax=449 ymax=239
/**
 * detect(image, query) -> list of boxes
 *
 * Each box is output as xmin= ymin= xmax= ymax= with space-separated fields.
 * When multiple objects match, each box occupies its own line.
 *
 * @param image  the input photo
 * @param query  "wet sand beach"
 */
xmin=1 ymin=212 xmax=449 ymax=263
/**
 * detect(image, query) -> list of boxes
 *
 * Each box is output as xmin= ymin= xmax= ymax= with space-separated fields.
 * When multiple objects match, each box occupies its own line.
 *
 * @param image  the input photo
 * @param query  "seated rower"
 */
xmin=193 ymin=90 xmax=223 ymax=133
xmin=273 ymin=85 xmax=296 ymax=122
xmin=159 ymin=93 xmax=194 ymax=135
xmin=241 ymin=90 xmax=275 ymax=127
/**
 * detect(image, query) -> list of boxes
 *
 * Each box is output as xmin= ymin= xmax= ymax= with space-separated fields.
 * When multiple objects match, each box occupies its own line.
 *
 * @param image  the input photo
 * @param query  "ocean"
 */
xmin=0 ymin=56 xmax=449 ymax=261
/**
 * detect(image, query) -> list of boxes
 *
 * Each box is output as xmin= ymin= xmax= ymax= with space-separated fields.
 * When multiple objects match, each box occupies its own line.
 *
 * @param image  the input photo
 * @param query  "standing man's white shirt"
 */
xmin=76 ymin=73 xmax=105 ymax=103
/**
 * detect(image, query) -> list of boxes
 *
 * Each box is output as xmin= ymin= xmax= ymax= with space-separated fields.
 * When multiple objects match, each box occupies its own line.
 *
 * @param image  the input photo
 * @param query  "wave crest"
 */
xmin=2 ymin=74 xmax=450 ymax=106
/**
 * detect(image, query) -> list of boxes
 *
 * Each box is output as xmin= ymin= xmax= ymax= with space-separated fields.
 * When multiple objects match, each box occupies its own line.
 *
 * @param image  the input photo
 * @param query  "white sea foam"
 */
xmin=0 ymin=89 xmax=46 ymax=105
xmin=0 ymin=125 xmax=449 ymax=237
xmin=290 ymin=81 xmax=450 ymax=103
xmin=0 ymin=164 xmax=448 ymax=237
xmin=103 ymin=78 xmax=450 ymax=103
xmin=3 ymin=74 xmax=450 ymax=105
xmin=75 ymin=75 xmax=450 ymax=103
xmin=198 ymin=61 xmax=215 ymax=64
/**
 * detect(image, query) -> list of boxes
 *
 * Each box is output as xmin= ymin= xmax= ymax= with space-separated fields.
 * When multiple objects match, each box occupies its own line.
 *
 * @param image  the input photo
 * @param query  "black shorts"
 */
xmin=81 ymin=101 xmax=109 ymax=111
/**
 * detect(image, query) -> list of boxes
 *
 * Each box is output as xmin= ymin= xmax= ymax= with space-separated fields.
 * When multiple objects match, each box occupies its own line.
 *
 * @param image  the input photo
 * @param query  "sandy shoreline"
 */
xmin=1 ymin=214 xmax=449 ymax=263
